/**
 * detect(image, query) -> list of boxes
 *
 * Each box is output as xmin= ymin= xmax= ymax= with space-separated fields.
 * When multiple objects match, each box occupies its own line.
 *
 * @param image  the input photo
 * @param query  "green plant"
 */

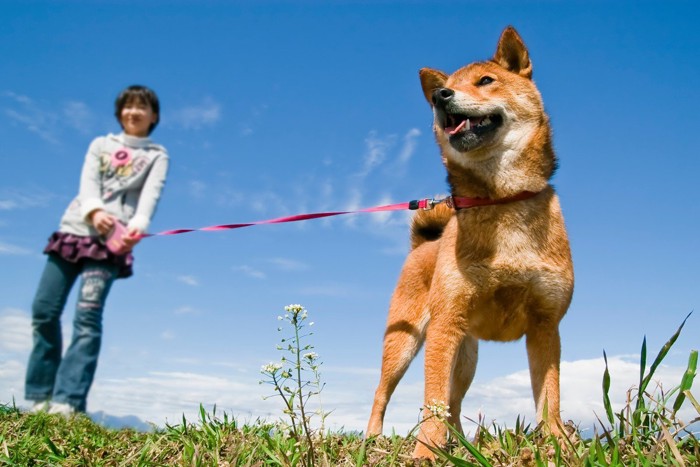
xmin=425 ymin=313 xmax=699 ymax=466
xmin=260 ymin=304 xmax=326 ymax=466
xmin=598 ymin=312 xmax=698 ymax=465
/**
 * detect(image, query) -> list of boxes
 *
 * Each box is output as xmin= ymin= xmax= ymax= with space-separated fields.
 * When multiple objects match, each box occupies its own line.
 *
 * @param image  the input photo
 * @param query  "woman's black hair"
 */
xmin=114 ymin=85 xmax=160 ymax=135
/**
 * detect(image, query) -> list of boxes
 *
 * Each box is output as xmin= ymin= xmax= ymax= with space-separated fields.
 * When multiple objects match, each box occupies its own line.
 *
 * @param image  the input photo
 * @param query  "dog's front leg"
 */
xmin=526 ymin=324 xmax=563 ymax=436
xmin=413 ymin=322 xmax=464 ymax=460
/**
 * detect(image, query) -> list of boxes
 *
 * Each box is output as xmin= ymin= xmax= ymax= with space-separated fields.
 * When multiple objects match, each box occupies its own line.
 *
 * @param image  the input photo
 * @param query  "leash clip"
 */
xmin=408 ymin=197 xmax=445 ymax=211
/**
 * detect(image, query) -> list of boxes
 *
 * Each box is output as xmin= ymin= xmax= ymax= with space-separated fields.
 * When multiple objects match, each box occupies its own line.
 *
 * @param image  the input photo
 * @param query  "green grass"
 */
xmin=0 ymin=403 xmax=417 ymax=466
xmin=0 ymin=395 xmax=697 ymax=466
xmin=2 ymin=314 xmax=698 ymax=466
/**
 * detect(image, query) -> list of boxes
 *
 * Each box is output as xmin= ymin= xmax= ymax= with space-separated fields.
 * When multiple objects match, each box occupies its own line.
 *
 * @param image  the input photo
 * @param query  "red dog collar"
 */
xmin=446 ymin=191 xmax=540 ymax=210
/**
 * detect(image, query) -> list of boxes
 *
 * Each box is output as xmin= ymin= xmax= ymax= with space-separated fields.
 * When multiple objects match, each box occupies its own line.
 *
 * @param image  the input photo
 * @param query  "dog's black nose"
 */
xmin=432 ymin=88 xmax=454 ymax=107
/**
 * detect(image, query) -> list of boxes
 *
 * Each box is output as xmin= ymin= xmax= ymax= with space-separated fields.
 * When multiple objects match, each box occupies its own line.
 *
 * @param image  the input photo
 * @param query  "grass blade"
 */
xmin=640 ymin=312 xmax=691 ymax=397
xmin=639 ymin=336 xmax=647 ymax=397
xmin=44 ymin=436 xmax=63 ymax=458
xmin=602 ymin=351 xmax=615 ymax=428
xmin=446 ymin=424 xmax=493 ymax=466
xmin=684 ymin=390 xmax=700 ymax=414
xmin=353 ymin=438 xmax=367 ymax=467
xmin=672 ymin=350 xmax=698 ymax=414
xmin=659 ymin=423 xmax=685 ymax=466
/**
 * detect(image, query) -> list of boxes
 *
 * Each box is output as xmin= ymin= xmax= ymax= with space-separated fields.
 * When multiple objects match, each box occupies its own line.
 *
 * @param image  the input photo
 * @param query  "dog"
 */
xmin=365 ymin=26 xmax=574 ymax=460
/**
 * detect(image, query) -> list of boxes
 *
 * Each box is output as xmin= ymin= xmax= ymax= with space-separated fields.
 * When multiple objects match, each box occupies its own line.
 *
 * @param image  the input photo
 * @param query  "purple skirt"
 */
xmin=44 ymin=232 xmax=133 ymax=279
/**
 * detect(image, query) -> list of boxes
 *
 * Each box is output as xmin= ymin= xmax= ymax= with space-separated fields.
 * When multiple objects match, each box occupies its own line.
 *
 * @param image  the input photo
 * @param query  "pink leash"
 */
xmin=143 ymin=191 xmax=539 ymax=238
xmin=144 ymin=198 xmax=439 ymax=238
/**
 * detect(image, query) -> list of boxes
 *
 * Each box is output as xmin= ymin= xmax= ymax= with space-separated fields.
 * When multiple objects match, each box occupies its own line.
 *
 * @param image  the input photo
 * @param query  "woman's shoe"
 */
xmin=48 ymin=402 xmax=75 ymax=417
xmin=30 ymin=400 xmax=50 ymax=413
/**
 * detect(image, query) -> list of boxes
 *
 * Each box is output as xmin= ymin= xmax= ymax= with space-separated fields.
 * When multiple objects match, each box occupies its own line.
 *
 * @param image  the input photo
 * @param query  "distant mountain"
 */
xmin=89 ymin=411 xmax=155 ymax=432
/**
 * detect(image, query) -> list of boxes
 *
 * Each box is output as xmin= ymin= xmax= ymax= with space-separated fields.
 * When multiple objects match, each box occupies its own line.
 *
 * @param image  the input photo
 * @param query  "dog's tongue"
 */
xmin=447 ymin=119 xmax=470 ymax=135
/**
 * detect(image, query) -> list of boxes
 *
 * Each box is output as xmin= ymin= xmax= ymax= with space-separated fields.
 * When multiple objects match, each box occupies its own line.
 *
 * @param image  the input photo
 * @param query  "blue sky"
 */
xmin=1 ymin=1 xmax=698 ymax=434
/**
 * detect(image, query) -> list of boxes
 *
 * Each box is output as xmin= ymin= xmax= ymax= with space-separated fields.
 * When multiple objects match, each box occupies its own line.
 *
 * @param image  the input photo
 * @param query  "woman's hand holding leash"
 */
xmin=90 ymin=210 xmax=114 ymax=235
xmin=122 ymin=227 xmax=143 ymax=250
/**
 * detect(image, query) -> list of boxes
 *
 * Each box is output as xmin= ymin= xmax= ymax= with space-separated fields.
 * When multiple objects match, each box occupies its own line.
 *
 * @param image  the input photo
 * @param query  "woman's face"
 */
xmin=120 ymin=98 xmax=157 ymax=137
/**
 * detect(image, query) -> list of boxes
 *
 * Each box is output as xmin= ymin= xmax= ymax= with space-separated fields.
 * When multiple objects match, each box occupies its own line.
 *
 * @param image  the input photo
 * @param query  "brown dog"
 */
xmin=365 ymin=26 xmax=574 ymax=460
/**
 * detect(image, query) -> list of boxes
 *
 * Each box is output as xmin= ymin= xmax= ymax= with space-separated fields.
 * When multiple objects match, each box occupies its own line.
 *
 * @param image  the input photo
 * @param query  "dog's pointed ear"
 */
xmin=419 ymin=68 xmax=449 ymax=106
xmin=493 ymin=26 xmax=532 ymax=79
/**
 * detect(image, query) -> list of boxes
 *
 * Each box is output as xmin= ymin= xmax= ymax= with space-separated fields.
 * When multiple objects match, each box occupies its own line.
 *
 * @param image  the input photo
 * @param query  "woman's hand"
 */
xmin=90 ymin=210 xmax=114 ymax=235
xmin=122 ymin=226 xmax=144 ymax=251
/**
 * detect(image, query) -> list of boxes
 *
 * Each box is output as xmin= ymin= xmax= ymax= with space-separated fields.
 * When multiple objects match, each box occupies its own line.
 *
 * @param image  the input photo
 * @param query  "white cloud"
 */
xmin=392 ymin=128 xmax=421 ymax=177
xmin=267 ymin=257 xmax=309 ymax=272
xmin=358 ymin=131 xmax=397 ymax=178
xmin=2 ymin=92 xmax=94 ymax=144
xmin=63 ymin=100 xmax=94 ymax=134
xmin=4 ymin=91 xmax=31 ymax=105
xmin=0 ymin=359 xmax=25 ymax=405
xmin=398 ymin=128 xmax=421 ymax=163
xmin=188 ymin=180 xmax=207 ymax=198
xmin=161 ymin=330 xmax=176 ymax=340
xmin=357 ymin=127 xmax=419 ymax=179
xmin=0 ymin=308 xmax=32 ymax=352
xmin=214 ymin=187 xmax=246 ymax=208
xmin=0 ymin=359 xmax=23 ymax=381
xmin=338 ymin=188 xmax=411 ymax=235
xmin=0 ymin=241 xmax=32 ymax=256
xmin=168 ymin=98 xmax=221 ymax=130
xmin=331 ymin=128 xmax=423 ymax=233
xmin=88 ymin=371 xmax=275 ymax=425
xmin=324 ymin=365 xmax=380 ymax=376
xmin=173 ymin=306 xmax=199 ymax=315
xmin=247 ymin=191 xmax=290 ymax=216
xmin=238 ymin=104 xmax=269 ymax=136
xmin=340 ymin=188 xmax=364 ymax=228
xmin=368 ymin=194 xmax=403 ymax=228
xmin=177 ymin=275 xmax=200 ymax=287
xmin=297 ymin=283 xmax=353 ymax=297
xmin=445 ymin=355 xmax=696 ymax=436
xmin=2 ymin=92 xmax=58 ymax=143
xmin=0 ymin=188 xmax=53 ymax=211
xmin=234 ymin=265 xmax=267 ymax=279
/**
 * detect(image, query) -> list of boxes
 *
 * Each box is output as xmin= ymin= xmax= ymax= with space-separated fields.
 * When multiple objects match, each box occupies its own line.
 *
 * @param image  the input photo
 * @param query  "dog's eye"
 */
xmin=477 ymin=76 xmax=494 ymax=86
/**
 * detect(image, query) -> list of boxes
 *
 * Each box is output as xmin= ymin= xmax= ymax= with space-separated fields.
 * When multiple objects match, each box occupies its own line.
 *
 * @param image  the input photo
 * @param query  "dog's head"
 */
xmin=420 ymin=26 xmax=547 ymax=166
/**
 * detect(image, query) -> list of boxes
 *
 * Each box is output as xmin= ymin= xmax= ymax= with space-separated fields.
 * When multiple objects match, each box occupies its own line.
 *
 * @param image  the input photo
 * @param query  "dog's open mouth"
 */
xmin=437 ymin=110 xmax=504 ymax=152
xmin=443 ymin=112 xmax=503 ymax=136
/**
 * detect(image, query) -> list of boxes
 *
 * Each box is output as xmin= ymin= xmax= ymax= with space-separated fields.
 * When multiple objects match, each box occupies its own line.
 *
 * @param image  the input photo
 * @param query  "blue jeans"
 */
xmin=25 ymin=254 xmax=118 ymax=412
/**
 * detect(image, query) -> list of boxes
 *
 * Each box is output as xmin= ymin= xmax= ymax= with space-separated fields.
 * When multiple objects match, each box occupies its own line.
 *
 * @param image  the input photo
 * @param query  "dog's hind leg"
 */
xmin=447 ymin=335 xmax=478 ymax=435
xmin=366 ymin=302 xmax=429 ymax=437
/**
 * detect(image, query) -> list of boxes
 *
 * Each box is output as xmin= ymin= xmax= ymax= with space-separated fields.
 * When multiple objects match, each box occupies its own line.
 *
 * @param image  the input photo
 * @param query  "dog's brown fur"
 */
xmin=365 ymin=26 xmax=574 ymax=460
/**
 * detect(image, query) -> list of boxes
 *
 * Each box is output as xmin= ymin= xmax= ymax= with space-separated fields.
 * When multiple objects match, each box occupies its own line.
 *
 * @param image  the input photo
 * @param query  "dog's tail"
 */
xmin=410 ymin=203 xmax=453 ymax=250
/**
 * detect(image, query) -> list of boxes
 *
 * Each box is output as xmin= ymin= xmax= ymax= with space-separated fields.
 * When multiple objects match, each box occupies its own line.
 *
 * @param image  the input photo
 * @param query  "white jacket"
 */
xmin=58 ymin=132 xmax=169 ymax=236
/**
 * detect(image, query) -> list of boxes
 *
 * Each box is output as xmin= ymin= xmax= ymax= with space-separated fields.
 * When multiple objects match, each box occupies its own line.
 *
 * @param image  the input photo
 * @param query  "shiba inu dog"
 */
xmin=365 ymin=26 xmax=574 ymax=460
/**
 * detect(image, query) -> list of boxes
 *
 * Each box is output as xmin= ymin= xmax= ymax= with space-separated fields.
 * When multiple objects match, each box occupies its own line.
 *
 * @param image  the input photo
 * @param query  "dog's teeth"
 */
xmin=482 ymin=117 xmax=491 ymax=126
xmin=466 ymin=119 xmax=471 ymax=130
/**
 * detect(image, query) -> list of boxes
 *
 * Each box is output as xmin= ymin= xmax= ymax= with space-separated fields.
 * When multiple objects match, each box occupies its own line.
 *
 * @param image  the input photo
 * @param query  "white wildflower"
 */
xmin=285 ymin=304 xmax=305 ymax=315
xmin=261 ymin=362 xmax=283 ymax=373
xmin=425 ymin=399 xmax=451 ymax=421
